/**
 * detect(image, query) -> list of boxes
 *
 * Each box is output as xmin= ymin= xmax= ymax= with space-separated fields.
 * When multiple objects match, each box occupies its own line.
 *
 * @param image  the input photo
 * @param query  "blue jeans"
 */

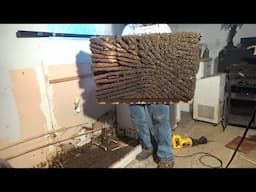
xmin=129 ymin=104 xmax=173 ymax=161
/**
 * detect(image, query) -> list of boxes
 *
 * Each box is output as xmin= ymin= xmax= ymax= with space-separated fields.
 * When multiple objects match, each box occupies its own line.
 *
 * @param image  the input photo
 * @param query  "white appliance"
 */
xmin=196 ymin=60 xmax=206 ymax=80
xmin=181 ymin=59 xmax=214 ymax=113
xmin=204 ymin=58 xmax=218 ymax=77
xmin=196 ymin=58 xmax=218 ymax=80
xmin=193 ymin=73 xmax=226 ymax=125
xmin=116 ymin=104 xmax=180 ymax=139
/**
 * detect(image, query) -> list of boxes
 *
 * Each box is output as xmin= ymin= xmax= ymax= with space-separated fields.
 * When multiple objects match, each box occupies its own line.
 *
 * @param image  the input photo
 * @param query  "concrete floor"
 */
xmin=126 ymin=112 xmax=256 ymax=168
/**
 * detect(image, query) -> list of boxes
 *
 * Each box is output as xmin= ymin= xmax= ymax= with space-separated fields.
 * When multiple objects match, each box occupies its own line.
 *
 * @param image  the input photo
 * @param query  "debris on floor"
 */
xmin=127 ymin=112 xmax=256 ymax=168
xmin=50 ymin=136 xmax=138 ymax=168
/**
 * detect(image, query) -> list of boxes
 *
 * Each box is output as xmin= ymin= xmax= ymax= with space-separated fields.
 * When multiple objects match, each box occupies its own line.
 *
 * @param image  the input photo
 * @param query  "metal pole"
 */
xmin=16 ymin=30 xmax=99 ymax=38
xmin=0 ymin=122 xmax=90 ymax=151
xmin=5 ymin=127 xmax=104 ymax=161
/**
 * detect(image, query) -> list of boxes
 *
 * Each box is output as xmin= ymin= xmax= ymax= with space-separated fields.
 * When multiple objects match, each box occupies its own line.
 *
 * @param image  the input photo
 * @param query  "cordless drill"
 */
xmin=172 ymin=134 xmax=208 ymax=149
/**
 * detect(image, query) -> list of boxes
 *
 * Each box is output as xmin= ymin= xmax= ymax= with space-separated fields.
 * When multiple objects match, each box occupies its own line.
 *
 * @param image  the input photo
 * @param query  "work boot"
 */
xmin=136 ymin=149 xmax=153 ymax=161
xmin=157 ymin=160 xmax=175 ymax=168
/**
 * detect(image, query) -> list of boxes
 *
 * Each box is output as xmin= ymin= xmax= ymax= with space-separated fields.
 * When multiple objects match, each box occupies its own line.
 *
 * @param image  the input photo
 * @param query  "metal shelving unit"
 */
xmin=223 ymin=64 xmax=256 ymax=129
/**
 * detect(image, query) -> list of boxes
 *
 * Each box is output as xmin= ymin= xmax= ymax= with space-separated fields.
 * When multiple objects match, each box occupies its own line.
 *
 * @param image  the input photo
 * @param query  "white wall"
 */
xmin=0 ymin=24 xmax=123 ymax=166
xmin=169 ymin=24 xmax=256 ymax=112
xmin=170 ymin=24 xmax=256 ymax=62
xmin=40 ymin=24 xmax=124 ymax=125
xmin=0 ymin=24 xmax=48 ymax=142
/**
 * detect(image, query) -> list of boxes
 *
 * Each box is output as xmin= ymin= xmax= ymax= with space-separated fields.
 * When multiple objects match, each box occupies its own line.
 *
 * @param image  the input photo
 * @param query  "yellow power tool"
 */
xmin=172 ymin=134 xmax=207 ymax=149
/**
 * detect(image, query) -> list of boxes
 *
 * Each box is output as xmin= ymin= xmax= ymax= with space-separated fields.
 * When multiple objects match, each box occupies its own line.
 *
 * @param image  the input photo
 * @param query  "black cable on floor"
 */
xmin=225 ymin=106 xmax=256 ymax=168
xmin=175 ymin=152 xmax=223 ymax=168
xmin=173 ymin=106 xmax=256 ymax=169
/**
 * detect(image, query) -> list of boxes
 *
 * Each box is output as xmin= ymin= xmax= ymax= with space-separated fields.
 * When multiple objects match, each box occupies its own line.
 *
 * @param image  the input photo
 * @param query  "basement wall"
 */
xmin=0 ymin=24 xmax=124 ymax=167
